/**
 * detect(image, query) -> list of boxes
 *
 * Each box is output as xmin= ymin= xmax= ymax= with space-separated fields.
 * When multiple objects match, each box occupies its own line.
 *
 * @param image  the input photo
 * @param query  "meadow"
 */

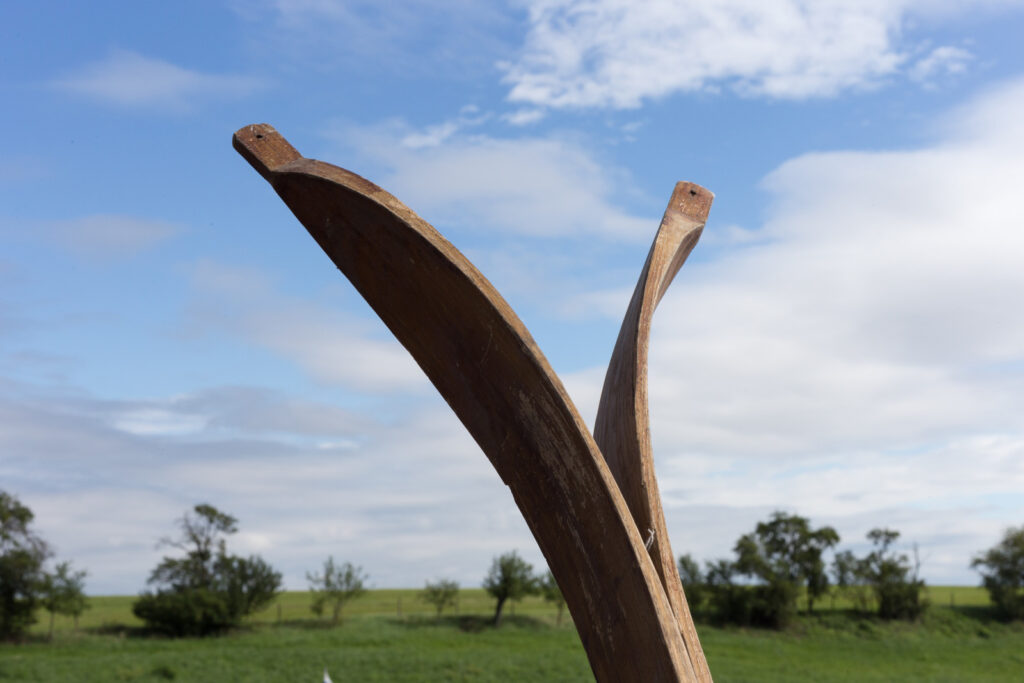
xmin=1 ymin=587 xmax=1022 ymax=682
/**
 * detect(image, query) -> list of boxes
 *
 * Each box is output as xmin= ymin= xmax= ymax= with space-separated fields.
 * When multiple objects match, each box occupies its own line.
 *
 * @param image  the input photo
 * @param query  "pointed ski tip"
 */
xmin=233 ymin=123 xmax=303 ymax=181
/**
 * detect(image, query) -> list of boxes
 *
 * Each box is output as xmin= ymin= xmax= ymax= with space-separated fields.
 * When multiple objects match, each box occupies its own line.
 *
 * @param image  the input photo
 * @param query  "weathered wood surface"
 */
xmin=233 ymin=123 xmax=711 ymax=682
xmin=594 ymin=183 xmax=713 ymax=682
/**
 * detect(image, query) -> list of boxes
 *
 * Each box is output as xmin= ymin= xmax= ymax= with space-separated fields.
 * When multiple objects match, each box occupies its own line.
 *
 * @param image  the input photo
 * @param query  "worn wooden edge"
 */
xmin=593 ymin=182 xmax=713 ymax=682
xmin=233 ymin=124 xmax=700 ymax=682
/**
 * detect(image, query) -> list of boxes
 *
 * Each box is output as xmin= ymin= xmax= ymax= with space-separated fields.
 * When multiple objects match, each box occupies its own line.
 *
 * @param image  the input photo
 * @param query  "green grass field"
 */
xmin=2 ymin=587 xmax=1022 ymax=682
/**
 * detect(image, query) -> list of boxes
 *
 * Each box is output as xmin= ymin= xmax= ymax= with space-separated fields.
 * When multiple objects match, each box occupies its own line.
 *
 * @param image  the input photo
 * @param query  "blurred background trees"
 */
xmin=307 ymin=558 xmax=367 ymax=625
xmin=972 ymin=525 xmax=1024 ymax=621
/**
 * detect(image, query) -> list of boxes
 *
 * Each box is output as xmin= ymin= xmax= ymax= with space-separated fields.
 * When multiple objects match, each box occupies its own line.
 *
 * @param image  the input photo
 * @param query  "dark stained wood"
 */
xmin=594 ymin=183 xmax=713 ymax=682
xmin=233 ymin=123 xmax=710 ymax=682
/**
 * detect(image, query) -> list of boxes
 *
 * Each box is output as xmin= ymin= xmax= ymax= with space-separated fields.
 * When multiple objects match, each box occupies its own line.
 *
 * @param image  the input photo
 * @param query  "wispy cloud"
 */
xmin=41 ymin=214 xmax=181 ymax=261
xmin=399 ymin=105 xmax=490 ymax=149
xmin=502 ymin=0 xmax=1019 ymax=108
xmin=327 ymin=118 xmax=654 ymax=240
xmin=52 ymin=50 xmax=264 ymax=110
xmin=908 ymin=45 xmax=974 ymax=85
xmin=231 ymin=0 xmax=516 ymax=77
xmin=186 ymin=261 xmax=427 ymax=393
xmin=547 ymin=78 xmax=1024 ymax=575
xmin=0 ymin=381 xmax=530 ymax=594
xmin=560 ymin=77 xmax=1024 ymax=460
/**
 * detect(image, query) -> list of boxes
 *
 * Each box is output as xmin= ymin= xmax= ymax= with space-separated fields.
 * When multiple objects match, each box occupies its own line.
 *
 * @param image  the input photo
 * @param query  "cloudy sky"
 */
xmin=3 ymin=0 xmax=1024 ymax=594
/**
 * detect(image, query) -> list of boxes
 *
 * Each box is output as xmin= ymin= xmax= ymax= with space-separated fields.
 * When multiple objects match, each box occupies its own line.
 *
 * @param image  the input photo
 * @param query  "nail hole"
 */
xmin=255 ymin=134 xmax=264 ymax=139
xmin=689 ymin=189 xmax=697 ymax=196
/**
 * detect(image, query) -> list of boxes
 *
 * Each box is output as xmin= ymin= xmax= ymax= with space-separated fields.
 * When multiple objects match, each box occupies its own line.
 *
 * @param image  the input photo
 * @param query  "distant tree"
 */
xmin=539 ymin=570 xmax=566 ymax=626
xmin=133 ymin=504 xmax=282 ymax=636
xmin=971 ymin=525 xmax=1024 ymax=621
xmin=703 ymin=558 xmax=753 ymax=626
xmin=831 ymin=549 xmax=869 ymax=612
xmin=39 ymin=560 xmax=89 ymax=638
xmin=307 ymin=557 xmax=367 ymax=625
xmin=733 ymin=511 xmax=839 ymax=624
xmin=0 ymin=491 xmax=50 ymax=640
xmin=857 ymin=528 xmax=926 ymax=620
xmin=420 ymin=578 xmax=459 ymax=619
xmin=677 ymin=553 xmax=707 ymax=614
xmin=483 ymin=551 xmax=537 ymax=626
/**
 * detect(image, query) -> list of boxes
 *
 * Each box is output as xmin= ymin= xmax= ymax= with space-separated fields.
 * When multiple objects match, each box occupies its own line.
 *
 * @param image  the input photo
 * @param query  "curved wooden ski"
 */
xmin=233 ymin=124 xmax=700 ymax=682
xmin=594 ymin=183 xmax=713 ymax=682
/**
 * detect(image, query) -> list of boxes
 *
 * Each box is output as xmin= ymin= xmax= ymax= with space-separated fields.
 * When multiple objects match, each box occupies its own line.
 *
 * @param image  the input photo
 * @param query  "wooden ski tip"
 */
xmin=669 ymin=182 xmax=714 ymax=222
xmin=232 ymin=123 xmax=302 ymax=181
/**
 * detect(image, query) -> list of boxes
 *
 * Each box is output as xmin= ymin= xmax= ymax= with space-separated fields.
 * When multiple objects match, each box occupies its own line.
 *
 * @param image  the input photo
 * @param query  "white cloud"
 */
xmin=502 ymin=0 xmax=1020 ymax=108
xmin=909 ymin=45 xmax=973 ymax=84
xmin=113 ymin=408 xmax=207 ymax=436
xmin=187 ymin=261 xmax=427 ymax=392
xmin=231 ymin=0 xmax=516 ymax=77
xmin=329 ymin=120 xmax=654 ymax=240
xmin=552 ymin=77 xmax=1024 ymax=576
xmin=502 ymin=108 xmax=547 ymax=126
xmin=555 ymin=77 xmax=1024 ymax=462
xmin=53 ymin=50 xmax=263 ymax=110
xmin=399 ymin=106 xmax=490 ymax=149
xmin=1 ymin=380 xmax=534 ymax=593
xmin=42 ymin=214 xmax=181 ymax=260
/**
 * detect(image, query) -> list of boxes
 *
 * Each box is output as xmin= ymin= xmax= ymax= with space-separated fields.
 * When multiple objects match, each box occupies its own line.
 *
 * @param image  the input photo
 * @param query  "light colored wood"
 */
xmin=594 ymin=183 xmax=713 ymax=682
xmin=233 ymin=123 xmax=710 ymax=682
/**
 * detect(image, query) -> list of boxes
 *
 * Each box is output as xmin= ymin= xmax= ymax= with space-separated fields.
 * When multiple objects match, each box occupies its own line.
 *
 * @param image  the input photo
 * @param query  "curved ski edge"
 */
xmin=593 ymin=181 xmax=713 ymax=682
xmin=233 ymin=124 xmax=699 ymax=682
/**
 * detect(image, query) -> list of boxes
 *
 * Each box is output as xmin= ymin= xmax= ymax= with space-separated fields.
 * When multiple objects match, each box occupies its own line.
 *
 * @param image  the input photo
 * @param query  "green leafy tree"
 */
xmin=971 ymin=525 xmax=1024 ymax=621
xmin=420 ymin=579 xmax=459 ymax=619
xmin=703 ymin=558 xmax=753 ymax=626
xmin=858 ymin=528 xmax=926 ymax=620
xmin=733 ymin=511 xmax=839 ymax=624
xmin=678 ymin=553 xmax=707 ymax=613
xmin=539 ymin=570 xmax=566 ymax=626
xmin=483 ymin=551 xmax=537 ymax=626
xmin=0 ymin=491 xmax=50 ymax=640
xmin=307 ymin=557 xmax=367 ymax=625
xmin=39 ymin=560 xmax=89 ymax=638
xmin=133 ymin=504 xmax=282 ymax=636
xmin=831 ymin=549 xmax=869 ymax=611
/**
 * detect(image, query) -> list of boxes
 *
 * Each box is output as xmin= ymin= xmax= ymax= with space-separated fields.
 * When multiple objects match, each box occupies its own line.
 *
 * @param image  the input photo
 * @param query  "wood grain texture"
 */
xmin=233 ymin=124 xmax=703 ymax=682
xmin=594 ymin=183 xmax=713 ymax=682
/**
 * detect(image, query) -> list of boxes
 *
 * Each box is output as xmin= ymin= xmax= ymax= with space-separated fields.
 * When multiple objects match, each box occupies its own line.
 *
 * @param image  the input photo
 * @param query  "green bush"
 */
xmin=972 ymin=525 xmax=1024 ymax=621
xmin=0 ymin=491 xmax=50 ymax=640
xmin=861 ymin=528 xmax=927 ymax=620
xmin=132 ymin=505 xmax=281 ymax=637
xmin=678 ymin=554 xmax=707 ymax=614
xmin=133 ymin=588 xmax=233 ymax=637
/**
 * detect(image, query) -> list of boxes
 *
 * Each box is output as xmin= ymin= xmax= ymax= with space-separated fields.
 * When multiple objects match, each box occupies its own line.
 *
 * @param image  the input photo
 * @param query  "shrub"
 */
xmin=132 ymin=504 xmax=281 ymax=636
xmin=972 ymin=525 xmax=1024 ymax=621
xmin=678 ymin=554 xmax=707 ymax=614
xmin=483 ymin=551 xmax=537 ymax=626
xmin=539 ymin=571 xmax=566 ymax=626
xmin=0 ymin=491 xmax=50 ymax=640
xmin=859 ymin=528 xmax=927 ymax=620
xmin=307 ymin=558 xmax=367 ymax=625
xmin=420 ymin=579 xmax=460 ymax=619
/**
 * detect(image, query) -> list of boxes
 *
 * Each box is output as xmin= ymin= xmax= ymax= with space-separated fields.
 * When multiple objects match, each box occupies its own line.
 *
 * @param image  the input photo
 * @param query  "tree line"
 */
xmin=0 ymin=491 xmax=89 ymax=640
xmin=678 ymin=510 xmax=1024 ymax=628
xmin=2 ymin=490 xmax=1022 ymax=641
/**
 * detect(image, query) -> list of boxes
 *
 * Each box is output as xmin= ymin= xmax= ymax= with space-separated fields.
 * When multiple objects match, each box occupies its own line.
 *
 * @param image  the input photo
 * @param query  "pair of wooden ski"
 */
xmin=234 ymin=124 xmax=713 ymax=682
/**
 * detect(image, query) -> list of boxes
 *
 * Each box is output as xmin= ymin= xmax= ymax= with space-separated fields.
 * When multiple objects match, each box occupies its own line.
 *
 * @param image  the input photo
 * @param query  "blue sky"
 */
xmin=3 ymin=0 xmax=1024 ymax=594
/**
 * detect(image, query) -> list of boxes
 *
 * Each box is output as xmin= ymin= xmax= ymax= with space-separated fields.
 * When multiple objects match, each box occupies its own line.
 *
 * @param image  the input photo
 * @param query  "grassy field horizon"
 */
xmin=4 ymin=586 xmax=1022 ymax=682
xmin=20 ymin=584 xmax=996 ymax=636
